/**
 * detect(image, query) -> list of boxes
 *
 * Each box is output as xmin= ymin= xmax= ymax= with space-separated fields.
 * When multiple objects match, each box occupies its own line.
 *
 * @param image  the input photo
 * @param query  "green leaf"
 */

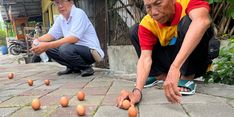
xmin=207 ymin=0 xmax=215 ymax=4
xmin=205 ymin=39 xmax=234 ymax=85
xmin=231 ymin=10 xmax=234 ymax=19
xmin=226 ymin=5 xmax=234 ymax=19
xmin=214 ymin=0 xmax=223 ymax=3
xmin=226 ymin=0 xmax=234 ymax=4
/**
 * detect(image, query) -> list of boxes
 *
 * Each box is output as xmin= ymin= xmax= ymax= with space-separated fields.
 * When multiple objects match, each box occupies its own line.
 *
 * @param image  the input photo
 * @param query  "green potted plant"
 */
xmin=0 ymin=29 xmax=8 ymax=55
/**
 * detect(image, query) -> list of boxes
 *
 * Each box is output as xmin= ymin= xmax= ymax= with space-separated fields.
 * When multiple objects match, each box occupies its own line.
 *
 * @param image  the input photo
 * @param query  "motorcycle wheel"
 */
xmin=30 ymin=55 xmax=41 ymax=63
xmin=9 ymin=44 xmax=22 ymax=55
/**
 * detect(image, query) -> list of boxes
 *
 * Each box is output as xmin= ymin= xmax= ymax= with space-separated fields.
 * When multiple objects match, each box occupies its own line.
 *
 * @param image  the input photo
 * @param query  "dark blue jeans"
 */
xmin=46 ymin=43 xmax=95 ymax=70
xmin=130 ymin=16 xmax=213 ymax=78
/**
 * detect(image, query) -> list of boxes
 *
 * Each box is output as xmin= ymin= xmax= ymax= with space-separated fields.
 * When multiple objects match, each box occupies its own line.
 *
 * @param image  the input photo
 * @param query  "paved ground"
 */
xmin=0 ymin=54 xmax=234 ymax=117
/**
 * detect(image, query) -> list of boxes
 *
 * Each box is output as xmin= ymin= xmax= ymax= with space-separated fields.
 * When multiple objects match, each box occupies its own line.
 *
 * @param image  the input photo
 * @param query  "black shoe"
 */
xmin=81 ymin=67 xmax=94 ymax=77
xmin=57 ymin=68 xmax=73 ymax=76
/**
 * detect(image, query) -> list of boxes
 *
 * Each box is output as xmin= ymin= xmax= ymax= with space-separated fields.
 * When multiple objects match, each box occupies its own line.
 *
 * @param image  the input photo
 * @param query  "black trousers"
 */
xmin=46 ymin=43 xmax=95 ymax=70
xmin=130 ymin=16 xmax=213 ymax=78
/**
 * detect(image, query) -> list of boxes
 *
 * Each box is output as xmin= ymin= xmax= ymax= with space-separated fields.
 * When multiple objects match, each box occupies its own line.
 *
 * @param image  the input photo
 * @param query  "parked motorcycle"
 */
xmin=8 ymin=39 xmax=32 ymax=55
xmin=8 ymin=23 xmax=52 ymax=63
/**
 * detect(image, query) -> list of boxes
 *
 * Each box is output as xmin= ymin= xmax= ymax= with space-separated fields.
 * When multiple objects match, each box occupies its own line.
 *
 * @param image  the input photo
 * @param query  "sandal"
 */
xmin=178 ymin=79 xmax=197 ymax=95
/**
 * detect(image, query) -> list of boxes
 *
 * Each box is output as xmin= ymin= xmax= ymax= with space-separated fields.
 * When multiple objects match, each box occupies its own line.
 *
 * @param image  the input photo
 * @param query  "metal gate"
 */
xmin=107 ymin=0 xmax=145 ymax=45
xmin=75 ymin=0 xmax=145 ymax=68
xmin=76 ymin=0 xmax=109 ymax=68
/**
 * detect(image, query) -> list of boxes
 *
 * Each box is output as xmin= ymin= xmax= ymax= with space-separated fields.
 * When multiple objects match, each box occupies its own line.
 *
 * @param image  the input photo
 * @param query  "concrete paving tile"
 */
xmin=1 ymin=61 xmax=234 ymax=117
xmin=112 ymin=80 xmax=135 ymax=87
xmin=0 ymin=71 xmax=8 ymax=76
xmin=94 ymin=106 xmax=128 ymax=117
xmin=92 ymin=70 xmax=108 ymax=77
xmin=44 ymin=76 xmax=60 ymax=81
xmin=40 ymin=95 xmax=62 ymax=107
xmin=15 ymin=80 xmax=44 ymax=89
xmin=49 ymin=105 xmax=96 ymax=117
xmin=181 ymin=93 xmax=227 ymax=104
xmin=197 ymin=84 xmax=234 ymax=99
xmin=74 ymin=75 xmax=95 ymax=81
xmin=86 ymin=81 xmax=113 ymax=87
xmin=47 ymin=89 xmax=78 ymax=96
xmin=0 ymin=107 xmax=19 ymax=116
xmin=139 ymin=104 xmax=188 ymax=117
xmin=83 ymin=87 xmax=109 ymax=95
xmin=183 ymin=103 xmax=234 ymax=117
xmin=107 ymin=86 xmax=134 ymax=95
xmin=0 ymin=89 xmax=26 ymax=97
xmin=141 ymin=87 xmax=228 ymax=105
xmin=91 ymin=77 xmax=114 ymax=82
xmin=58 ymin=74 xmax=79 ymax=79
xmin=2 ymin=79 xmax=24 ymax=84
xmin=0 ymin=96 xmax=38 ymax=107
xmin=53 ymin=76 xmax=92 ymax=84
xmin=70 ymin=95 xmax=104 ymax=106
xmin=0 ymin=96 xmax=12 ymax=103
xmin=111 ymin=73 xmax=137 ymax=81
xmin=65 ymin=79 xmax=90 ymax=83
xmin=60 ymin=82 xmax=87 ymax=89
xmin=39 ymin=73 xmax=60 ymax=80
xmin=228 ymin=100 xmax=234 ymax=108
xmin=140 ymin=88 xmax=169 ymax=105
xmin=19 ymin=89 xmax=53 ymax=96
xmin=10 ymin=106 xmax=57 ymax=117
xmin=18 ymin=75 xmax=44 ymax=81
xmin=36 ymin=84 xmax=62 ymax=90
xmin=101 ymin=94 xmax=119 ymax=106
xmin=0 ymin=82 xmax=23 ymax=90
xmin=49 ymin=79 xmax=68 ymax=84
xmin=16 ymin=72 xmax=43 ymax=80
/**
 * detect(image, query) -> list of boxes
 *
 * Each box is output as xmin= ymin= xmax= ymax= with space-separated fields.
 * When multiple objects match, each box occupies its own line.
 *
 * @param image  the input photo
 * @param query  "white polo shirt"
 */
xmin=48 ymin=5 xmax=104 ymax=58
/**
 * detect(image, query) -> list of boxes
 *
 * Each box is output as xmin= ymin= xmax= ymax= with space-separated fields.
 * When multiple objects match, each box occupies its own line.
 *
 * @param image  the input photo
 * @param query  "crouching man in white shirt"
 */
xmin=31 ymin=0 xmax=104 ymax=77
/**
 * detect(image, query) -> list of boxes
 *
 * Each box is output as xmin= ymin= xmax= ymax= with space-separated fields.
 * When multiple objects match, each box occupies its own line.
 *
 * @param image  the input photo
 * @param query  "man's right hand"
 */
xmin=116 ymin=89 xmax=129 ymax=108
xmin=116 ymin=89 xmax=142 ymax=108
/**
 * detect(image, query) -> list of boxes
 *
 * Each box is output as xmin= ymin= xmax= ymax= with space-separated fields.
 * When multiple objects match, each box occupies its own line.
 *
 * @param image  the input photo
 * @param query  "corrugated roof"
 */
xmin=0 ymin=0 xmax=42 ymax=22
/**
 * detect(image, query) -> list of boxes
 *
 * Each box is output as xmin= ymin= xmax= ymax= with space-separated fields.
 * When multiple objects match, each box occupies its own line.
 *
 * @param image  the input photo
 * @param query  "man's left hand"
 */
xmin=163 ymin=65 xmax=182 ymax=103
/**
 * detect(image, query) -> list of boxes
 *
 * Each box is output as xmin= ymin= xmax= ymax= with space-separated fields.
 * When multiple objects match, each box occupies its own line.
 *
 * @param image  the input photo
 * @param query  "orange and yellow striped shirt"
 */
xmin=138 ymin=0 xmax=210 ymax=50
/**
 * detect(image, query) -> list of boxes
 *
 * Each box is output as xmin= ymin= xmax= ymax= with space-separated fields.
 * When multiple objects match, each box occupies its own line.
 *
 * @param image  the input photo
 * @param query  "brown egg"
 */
xmin=28 ymin=79 xmax=33 ymax=86
xmin=122 ymin=99 xmax=130 ymax=110
xmin=32 ymin=98 xmax=41 ymax=110
xmin=76 ymin=105 xmax=86 ymax=116
xmin=44 ymin=79 xmax=50 ymax=86
xmin=77 ymin=91 xmax=85 ymax=101
xmin=128 ymin=106 xmax=137 ymax=117
xmin=8 ymin=73 xmax=14 ymax=79
xmin=60 ymin=96 xmax=69 ymax=107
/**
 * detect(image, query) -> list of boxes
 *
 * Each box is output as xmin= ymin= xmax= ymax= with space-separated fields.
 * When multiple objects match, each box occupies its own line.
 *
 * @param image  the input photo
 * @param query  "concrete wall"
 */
xmin=108 ymin=45 xmax=138 ymax=73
